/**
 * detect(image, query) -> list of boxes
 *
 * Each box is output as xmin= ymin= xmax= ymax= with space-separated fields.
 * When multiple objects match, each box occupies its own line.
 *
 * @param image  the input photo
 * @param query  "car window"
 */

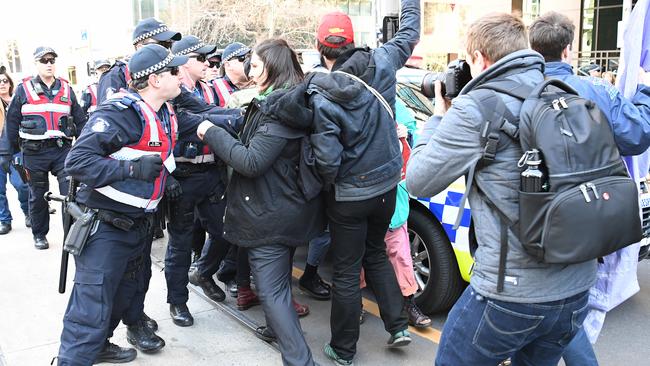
xmin=397 ymin=83 xmax=435 ymax=118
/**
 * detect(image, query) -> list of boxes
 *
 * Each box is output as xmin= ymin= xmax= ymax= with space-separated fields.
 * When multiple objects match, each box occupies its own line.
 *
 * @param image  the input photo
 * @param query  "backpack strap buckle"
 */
xmin=483 ymin=132 xmax=500 ymax=161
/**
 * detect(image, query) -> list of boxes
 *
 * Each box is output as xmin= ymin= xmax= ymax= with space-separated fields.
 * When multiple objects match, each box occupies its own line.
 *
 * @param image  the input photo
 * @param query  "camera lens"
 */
xmin=420 ymin=72 xmax=445 ymax=99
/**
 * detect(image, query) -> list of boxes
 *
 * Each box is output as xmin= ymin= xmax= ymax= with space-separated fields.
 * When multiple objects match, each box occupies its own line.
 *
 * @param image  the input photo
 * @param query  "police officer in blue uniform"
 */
xmin=97 ymin=17 xmax=181 ymax=104
xmin=0 ymin=47 xmax=86 ymax=249
xmin=93 ymin=17 xmax=182 ymax=340
xmin=57 ymin=44 xmax=188 ymax=365
xmin=80 ymin=59 xmax=111 ymax=117
xmin=163 ymin=35 xmax=242 ymax=326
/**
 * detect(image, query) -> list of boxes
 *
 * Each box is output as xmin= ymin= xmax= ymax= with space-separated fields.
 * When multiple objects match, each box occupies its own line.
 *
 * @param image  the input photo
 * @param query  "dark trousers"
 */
xmin=327 ymin=187 xmax=407 ymax=360
xmin=58 ymin=217 xmax=151 ymax=366
xmin=23 ymin=146 xmax=69 ymax=238
xmin=120 ymin=228 xmax=153 ymax=325
xmin=435 ymin=287 xmax=590 ymax=366
xmin=165 ymin=170 xmax=226 ymax=305
xmin=248 ymin=244 xmax=315 ymax=366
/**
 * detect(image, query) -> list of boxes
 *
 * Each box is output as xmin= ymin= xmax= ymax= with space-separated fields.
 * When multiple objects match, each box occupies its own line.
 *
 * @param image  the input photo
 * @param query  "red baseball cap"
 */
xmin=317 ymin=12 xmax=354 ymax=48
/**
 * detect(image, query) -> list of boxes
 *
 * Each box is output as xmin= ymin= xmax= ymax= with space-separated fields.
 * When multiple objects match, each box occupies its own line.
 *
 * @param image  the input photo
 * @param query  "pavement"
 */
xmin=2 ymin=176 xmax=650 ymax=366
xmin=0 ymin=178 xmax=282 ymax=366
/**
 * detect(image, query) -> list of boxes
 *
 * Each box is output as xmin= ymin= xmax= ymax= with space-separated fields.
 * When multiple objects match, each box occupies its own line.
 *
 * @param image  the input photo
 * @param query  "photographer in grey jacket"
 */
xmin=406 ymin=13 xmax=595 ymax=366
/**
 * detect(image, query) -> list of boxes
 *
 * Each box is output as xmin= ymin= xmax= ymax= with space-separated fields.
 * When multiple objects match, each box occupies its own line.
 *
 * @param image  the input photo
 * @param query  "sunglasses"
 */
xmin=208 ymin=60 xmax=221 ymax=68
xmin=142 ymin=40 xmax=173 ymax=50
xmin=230 ymin=55 xmax=248 ymax=63
xmin=155 ymin=66 xmax=179 ymax=76
xmin=39 ymin=58 xmax=56 ymax=65
xmin=0 ymin=79 xmax=9 ymax=84
xmin=188 ymin=54 xmax=207 ymax=63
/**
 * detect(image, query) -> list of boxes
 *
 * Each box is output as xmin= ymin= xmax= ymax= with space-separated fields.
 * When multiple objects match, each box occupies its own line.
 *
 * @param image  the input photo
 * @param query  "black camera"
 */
xmin=421 ymin=59 xmax=472 ymax=99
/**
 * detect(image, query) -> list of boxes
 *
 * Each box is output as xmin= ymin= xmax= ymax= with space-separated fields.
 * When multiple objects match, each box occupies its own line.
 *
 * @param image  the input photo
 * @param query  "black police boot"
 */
xmin=170 ymin=303 xmax=194 ymax=327
xmin=0 ymin=222 xmax=11 ymax=235
xmin=24 ymin=215 xmax=31 ymax=228
xmin=299 ymin=273 xmax=331 ymax=300
xmin=189 ymin=269 xmax=226 ymax=302
xmin=94 ymin=340 xmax=137 ymax=364
xmin=142 ymin=312 xmax=158 ymax=332
xmin=34 ymin=236 xmax=49 ymax=250
xmin=126 ymin=321 xmax=165 ymax=353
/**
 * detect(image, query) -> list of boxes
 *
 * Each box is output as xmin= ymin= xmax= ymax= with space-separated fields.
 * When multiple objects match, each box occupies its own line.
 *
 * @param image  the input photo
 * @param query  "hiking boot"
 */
xmin=126 ymin=321 xmax=165 ymax=353
xmin=236 ymin=285 xmax=260 ymax=310
xmin=323 ymin=343 xmax=353 ymax=366
xmin=405 ymin=296 xmax=431 ymax=328
xmin=189 ymin=269 xmax=226 ymax=302
xmin=94 ymin=340 xmax=137 ymax=364
xmin=387 ymin=330 xmax=411 ymax=348
xmin=292 ymin=299 xmax=309 ymax=317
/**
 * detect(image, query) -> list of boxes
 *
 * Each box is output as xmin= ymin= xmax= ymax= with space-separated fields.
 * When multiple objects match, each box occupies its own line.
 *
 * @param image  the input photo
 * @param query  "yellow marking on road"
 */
xmin=292 ymin=267 xmax=441 ymax=344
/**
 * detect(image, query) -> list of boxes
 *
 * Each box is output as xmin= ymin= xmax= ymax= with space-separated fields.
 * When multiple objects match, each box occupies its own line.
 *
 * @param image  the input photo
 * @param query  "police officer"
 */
xmin=97 ymin=17 xmax=181 ymax=103
xmin=210 ymin=42 xmax=252 ymax=107
xmin=57 ymin=44 xmax=188 ymax=365
xmin=80 ymin=59 xmax=111 ymax=116
xmin=163 ymin=35 xmax=241 ymax=326
xmin=0 ymin=47 xmax=86 ymax=249
xmin=93 ymin=17 xmax=181 ymax=339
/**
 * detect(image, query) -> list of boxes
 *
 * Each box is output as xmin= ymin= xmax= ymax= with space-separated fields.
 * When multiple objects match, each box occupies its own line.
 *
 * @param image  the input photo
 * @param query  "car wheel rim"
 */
xmin=408 ymin=228 xmax=431 ymax=297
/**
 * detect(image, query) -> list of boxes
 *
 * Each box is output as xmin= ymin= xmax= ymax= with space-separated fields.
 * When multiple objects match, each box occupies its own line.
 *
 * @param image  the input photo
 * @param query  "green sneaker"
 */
xmin=323 ymin=344 xmax=353 ymax=366
xmin=387 ymin=330 xmax=412 ymax=348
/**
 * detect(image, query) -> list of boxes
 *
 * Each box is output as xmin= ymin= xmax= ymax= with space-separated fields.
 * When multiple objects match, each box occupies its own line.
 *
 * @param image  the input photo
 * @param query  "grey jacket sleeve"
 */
xmin=377 ymin=0 xmax=421 ymax=70
xmin=203 ymin=124 xmax=287 ymax=178
xmin=405 ymin=96 xmax=483 ymax=197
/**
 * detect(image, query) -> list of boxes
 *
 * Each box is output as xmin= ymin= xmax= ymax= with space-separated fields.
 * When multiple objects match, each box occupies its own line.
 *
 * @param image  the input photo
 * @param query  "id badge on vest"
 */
xmin=164 ymin=154 xmax=176 ymax=173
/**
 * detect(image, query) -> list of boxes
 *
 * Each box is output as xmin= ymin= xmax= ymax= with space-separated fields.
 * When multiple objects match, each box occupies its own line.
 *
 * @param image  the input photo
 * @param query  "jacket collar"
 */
xmin=544 ymin=61 xmax=574 ymax=77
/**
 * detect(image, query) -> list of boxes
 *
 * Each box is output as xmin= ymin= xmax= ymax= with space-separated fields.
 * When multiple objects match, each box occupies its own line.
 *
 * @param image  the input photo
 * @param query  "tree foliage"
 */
xmin=190 ymin=0 xmax=336 ymax=50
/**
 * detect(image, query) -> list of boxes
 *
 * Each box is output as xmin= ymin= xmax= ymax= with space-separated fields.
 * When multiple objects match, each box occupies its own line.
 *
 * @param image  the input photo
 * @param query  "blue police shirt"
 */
xmin=545 ymin=61 xmax=650 ymax=156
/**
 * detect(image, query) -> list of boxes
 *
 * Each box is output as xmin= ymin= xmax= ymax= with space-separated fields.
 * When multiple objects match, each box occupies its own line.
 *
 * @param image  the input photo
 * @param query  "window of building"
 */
xmin=5 ymin=40 xmax=21 ymax=74
xmin=132 ymin=0 xmax=156 ymax=26
xmin=67 ymin=66 xmax=77 ymax=85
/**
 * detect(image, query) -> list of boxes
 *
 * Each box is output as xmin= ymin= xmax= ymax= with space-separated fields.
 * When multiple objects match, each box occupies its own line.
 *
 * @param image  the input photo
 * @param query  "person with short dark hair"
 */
xmin=301 ymin=0 xmax=420 ymax=364
xmin=196 ymin=38 xmax=325 ymax=366
xmin=0 ymin=47 xmax=86 ymax=249
xmin=407 ymin=12 xmax=596 ymax=366
xmin=58 ymin=44 xmax=187 ymax=365
xmin=529 ymin=11 xmax=650 ymax=366
xmin=0 ymin=67 xmax=29 ymax=235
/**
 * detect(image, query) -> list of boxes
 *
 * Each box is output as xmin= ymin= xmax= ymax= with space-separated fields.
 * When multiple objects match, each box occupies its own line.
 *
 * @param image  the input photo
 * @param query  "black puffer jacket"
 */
xmin=202 ymin=88 xmax=326 ymax=247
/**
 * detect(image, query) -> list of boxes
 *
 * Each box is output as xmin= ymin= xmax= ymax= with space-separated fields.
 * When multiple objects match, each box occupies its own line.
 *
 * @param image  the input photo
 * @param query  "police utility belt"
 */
xmin=64 ymin=203 xmax=139 ymax=256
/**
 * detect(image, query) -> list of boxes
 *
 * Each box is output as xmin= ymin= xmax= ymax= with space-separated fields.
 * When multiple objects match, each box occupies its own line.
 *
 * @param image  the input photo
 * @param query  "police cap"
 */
xmin=33 ymin=46 xmax=58 ymax=60
xmin=132 ymin=18 xmax=182 ymax=45
xmin=129 ymin=44 xmax=188 ymax=80
xmin=172 ymin=35 xmax=216 ymax=56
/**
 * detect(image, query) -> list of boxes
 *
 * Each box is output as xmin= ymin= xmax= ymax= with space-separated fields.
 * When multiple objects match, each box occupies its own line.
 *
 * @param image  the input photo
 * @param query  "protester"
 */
xmin=529 ymin=11 xmax=650 ymax=365
xmin=407 ymin=13 xmax=594 ymax=365
xmin=0 ymin=67 xmax=29 ymax=235
xmin=197 ymin=38 xmax=325 ymax=366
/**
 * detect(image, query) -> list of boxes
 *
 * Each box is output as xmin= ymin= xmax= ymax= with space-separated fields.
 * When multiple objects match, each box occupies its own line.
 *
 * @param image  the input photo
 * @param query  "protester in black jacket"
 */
xmin=197 ymin=38 xmax=324 ymax=366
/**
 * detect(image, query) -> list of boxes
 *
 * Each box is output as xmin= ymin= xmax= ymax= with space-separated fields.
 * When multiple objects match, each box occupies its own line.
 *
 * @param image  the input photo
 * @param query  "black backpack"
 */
xmin=459 ymin=78 xmax=642 ymax=292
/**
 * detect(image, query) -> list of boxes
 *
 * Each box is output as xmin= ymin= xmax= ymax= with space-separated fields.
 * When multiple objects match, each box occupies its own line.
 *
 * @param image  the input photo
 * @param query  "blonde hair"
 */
xmin=466 ymin=13 xmax=528 ymax=63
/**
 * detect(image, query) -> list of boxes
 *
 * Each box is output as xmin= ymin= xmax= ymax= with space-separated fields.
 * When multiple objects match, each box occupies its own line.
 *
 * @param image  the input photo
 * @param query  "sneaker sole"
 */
xmin=323 ymin=345 xmax=354 ymax=366
xmin=387 ymin=337 xmax=411 ymax=348
xmin=409 ymin=321 xmax=432 ymax=329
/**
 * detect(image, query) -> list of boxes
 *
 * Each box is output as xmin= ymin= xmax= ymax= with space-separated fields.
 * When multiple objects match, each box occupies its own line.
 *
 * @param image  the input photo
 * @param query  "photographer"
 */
xmin=406 ymin=13 xmax=595 ymax=365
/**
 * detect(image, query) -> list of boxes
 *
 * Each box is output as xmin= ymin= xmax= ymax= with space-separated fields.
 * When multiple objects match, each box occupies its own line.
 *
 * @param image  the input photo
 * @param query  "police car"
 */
xmin=397 ymin=68 xmax=650 ymax=314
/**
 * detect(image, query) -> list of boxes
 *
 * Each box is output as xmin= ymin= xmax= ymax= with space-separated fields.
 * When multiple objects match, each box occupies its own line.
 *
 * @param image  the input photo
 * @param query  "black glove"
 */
xmin=0 ymin=155 xmax=10 ymax=173
xmin=129 ymin=155 xmax=163 ymax=182
xmin=164 ymin=176 xmax=183 ymax=201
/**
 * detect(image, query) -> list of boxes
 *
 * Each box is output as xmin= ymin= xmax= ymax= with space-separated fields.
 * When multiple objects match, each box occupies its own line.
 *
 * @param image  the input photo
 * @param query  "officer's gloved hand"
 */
xmin=0 ymin=155 xmax=10 ymax=173
xmin=129 ymin=155 xmax=163 ymax=182
xmin=165 ymin=176 xmax=183 ymax=201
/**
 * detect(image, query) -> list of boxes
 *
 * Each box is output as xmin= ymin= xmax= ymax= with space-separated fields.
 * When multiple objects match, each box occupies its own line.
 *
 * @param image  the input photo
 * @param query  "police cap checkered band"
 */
xmin=176 ymin=42 xmax=207 ymax=56
xmin=222 ymin=42 xmax=251 ymax=62
xmin=131 ymin=53 xmax=174 ymax=79
xmin=33 ymin=46 xmax=58 ymax=60
xmin=133 ymin=25 xmax=171 ymax=45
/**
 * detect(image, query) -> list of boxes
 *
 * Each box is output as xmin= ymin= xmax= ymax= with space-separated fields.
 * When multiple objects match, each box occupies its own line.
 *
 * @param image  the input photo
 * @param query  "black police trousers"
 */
xmin=165 ymin=168 xmax=227 ymax=305
xmin=23 ymin=144 xmax=69 ymax=238
xmin=58 ymin=216 xmax=152 ymax=365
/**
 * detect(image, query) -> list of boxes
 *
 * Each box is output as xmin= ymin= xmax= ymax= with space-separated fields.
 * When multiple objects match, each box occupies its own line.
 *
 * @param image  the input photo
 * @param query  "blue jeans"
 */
xmin=435 ymin=286 xmax=589 ymax=366
xmin=0 ymin=163 xmax=29 ymax=224
xmin=562 ymin=327 xmax=599 ymax=365
xmin=306 ymin=230 xmax=331 ymax=266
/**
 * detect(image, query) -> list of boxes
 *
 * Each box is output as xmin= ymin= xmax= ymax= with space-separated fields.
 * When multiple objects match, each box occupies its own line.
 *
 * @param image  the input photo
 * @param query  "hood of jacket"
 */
xmin=460 ymin=49 xmax=546 ymax=95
